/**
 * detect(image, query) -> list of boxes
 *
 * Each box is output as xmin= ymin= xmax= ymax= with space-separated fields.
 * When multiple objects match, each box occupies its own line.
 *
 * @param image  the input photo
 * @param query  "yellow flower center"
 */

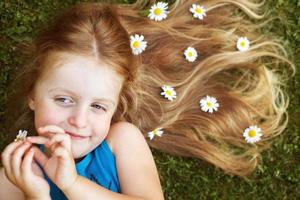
xmin=195 ymin=8 xmax=203 ymax=14
xmin=207 ymin=102 xmax=212 ymax=107
xmin=133 ymin=41 xmax=140 ymax=48
xmin=154 ymin=8 xmax=162 ymax=15
xmin=248 ymin=130 xmax=256 ymax=137
xmin=240 ymin=41 xmax=245 ymax=47
xmin=166 ymin=90 xmax=172 ymax=96
xmin=188 ymin=52 xmax=193 ymax=57
xmin=153 ymin=130 xmax=158 ymax=135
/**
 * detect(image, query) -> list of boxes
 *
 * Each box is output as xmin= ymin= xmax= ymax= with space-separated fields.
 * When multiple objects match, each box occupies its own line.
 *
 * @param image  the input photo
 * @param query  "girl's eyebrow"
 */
xmin=48 ymin=87 xmax=116 ymax=106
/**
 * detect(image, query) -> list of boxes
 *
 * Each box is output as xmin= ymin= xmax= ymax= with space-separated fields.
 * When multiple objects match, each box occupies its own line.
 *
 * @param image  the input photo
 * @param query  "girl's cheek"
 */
xmin=34 ymin=104 xmax=67 ymax=130
xmin=96 ymin=118 xmax=112 ymax=138
xmin=89 ymin=116 xmax=109 ymax=134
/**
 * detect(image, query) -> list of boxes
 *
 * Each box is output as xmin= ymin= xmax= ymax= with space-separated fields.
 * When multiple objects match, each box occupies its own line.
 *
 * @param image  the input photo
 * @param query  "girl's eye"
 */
xmin=55 ymin=97 xmax=73 ymax=104
xmin=92 ymin=104 xmax=107 ymax=111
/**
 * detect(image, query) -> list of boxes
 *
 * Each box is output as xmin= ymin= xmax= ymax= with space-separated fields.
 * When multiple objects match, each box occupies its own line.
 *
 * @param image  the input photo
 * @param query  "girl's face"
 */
xmin=27 ymin=53 xmax=123 ymax=159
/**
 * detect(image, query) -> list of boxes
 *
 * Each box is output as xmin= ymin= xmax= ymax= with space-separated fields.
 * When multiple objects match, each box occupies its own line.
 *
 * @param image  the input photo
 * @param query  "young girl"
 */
xmin=0 ymin=1 xmax=165 ymax=200
xmin=0 ymin=0 xmax=295 ymax=199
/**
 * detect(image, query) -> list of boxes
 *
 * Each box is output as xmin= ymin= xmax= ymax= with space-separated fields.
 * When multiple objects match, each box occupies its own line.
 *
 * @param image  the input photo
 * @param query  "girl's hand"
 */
xmin=1 ymin=140 xmax=50 ymax=199
xmin=26 ymin=125 xmax=78 ymax=191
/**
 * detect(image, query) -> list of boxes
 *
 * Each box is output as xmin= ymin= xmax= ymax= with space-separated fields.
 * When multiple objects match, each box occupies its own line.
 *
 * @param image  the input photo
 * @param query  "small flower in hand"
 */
xmin=14 ymin=130 xmax=28 ymax=142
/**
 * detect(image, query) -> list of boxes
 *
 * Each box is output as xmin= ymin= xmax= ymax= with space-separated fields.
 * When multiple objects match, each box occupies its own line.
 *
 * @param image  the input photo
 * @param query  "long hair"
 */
xmin=4 ymin=0 xmax=295 ymax=178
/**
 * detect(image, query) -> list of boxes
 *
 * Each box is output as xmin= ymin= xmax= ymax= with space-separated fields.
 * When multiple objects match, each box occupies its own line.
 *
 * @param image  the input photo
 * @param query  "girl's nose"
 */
xmin=68 ymin=107 xmax=88 ymax=128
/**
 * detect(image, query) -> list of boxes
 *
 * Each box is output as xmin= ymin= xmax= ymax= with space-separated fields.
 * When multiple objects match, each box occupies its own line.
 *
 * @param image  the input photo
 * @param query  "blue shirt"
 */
xmin=40 ymin=139 xmax=121 ymax=199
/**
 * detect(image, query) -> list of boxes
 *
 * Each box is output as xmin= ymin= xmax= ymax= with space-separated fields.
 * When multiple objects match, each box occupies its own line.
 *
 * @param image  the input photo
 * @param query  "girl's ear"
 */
xmin=27 ymin=94 xmax=35 ymax=110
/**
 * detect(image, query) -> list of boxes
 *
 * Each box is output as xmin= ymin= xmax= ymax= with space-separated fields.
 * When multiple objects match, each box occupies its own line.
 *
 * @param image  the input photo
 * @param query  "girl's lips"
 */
xmin=65 ymin=131 xmax=87 ymax=140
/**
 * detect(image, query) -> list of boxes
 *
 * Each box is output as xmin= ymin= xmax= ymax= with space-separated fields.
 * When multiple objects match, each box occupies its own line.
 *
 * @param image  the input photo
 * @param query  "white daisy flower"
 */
xmin=184 ymin=47 xmax=198 ymax=62
xmin=148 ymin=2 xmax=169 ymax=21
xmin=199 ymin=95 xmax=219 ymax=113
xmin=148 ymin=128 xmax=164 ymax=140
xmin=130 ymin=34 xmax=147 ymax=55
xmin=243 ymin=125 xmax=262 ymax=143
xmin=161 ymin=85 xmax=177 ymax=101
xmin=236 ymin=37 xmax=250 ymax=52
xmin=14 ymin=130 xmax=28 ymax=142
xmin=189 ymin=4 xmax=207 ymax=20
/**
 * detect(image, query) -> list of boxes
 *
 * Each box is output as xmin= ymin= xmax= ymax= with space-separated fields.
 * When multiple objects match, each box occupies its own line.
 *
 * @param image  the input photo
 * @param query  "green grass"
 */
xmin=0 ymin=0 xmax=299 ymax=199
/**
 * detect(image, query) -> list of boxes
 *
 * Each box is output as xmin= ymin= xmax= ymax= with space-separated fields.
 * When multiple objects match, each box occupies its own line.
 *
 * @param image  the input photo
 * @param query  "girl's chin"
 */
xmin=72 ymin=149 xmax=90 ymax=161
xmin=72 ymin=151 xmax=85 ymax=159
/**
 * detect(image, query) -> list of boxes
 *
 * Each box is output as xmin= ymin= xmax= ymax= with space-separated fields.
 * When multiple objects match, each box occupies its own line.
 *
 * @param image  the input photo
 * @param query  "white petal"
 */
xmin=139 ymin=35 xmax=144 ymax=41
xmin=148 ymin=132 xmax=154 ymax=140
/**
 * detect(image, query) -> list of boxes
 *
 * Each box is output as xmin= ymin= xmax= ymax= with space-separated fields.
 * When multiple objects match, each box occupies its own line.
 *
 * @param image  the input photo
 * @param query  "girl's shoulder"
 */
xmin=103 ymin=122 xmax=164 ymax=199
xmin=105 ymin=121 xmax=144 ymax=155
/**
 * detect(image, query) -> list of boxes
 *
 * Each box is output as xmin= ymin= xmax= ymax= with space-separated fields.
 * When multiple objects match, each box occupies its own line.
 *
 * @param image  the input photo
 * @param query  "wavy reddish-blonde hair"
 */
xmin=4 ymin=0 xmax=295 ymax=178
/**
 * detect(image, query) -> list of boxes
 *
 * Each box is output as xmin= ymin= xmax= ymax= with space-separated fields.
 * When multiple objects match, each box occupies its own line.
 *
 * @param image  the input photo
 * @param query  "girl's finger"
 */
xmin=53 ymin=146 xmax=70 ymax=163
xmin=1 ymin=141 xmax=24 ymax=185
xmin=1 ymin=140 xmax=24 ymax=168
xmin=31 ymin=146 xmax=49 ymax=167
xmin=26 ymin=136 xmax=50 ymax=145
xmin=21 ymin=147 xmax=35 ymax=181
xmin=39 ymin=125 xmax=65 ymax=134
xmin=37 ymin=126 xmax=60 ymax=139
xmin=11 ymin=142 xmax=32 ymax=179
xmin=38 ymin=131 xmax=55 ymax=139
xmin=50 ymin=142 xmax=60 ymax=153
xmin=48 ymin=133 xmax=72 ymax=152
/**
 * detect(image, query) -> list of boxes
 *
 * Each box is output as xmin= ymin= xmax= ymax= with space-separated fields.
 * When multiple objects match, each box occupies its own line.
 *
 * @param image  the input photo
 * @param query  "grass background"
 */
xmin=0 ymin=0 xmax=299 ymax=199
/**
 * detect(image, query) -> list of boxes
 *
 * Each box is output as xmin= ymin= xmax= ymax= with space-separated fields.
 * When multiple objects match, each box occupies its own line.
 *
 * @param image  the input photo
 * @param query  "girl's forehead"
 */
xmin=42 ymin=52 xmax=124 ymax=83
xmin=38 ymin=53 xmax=124 ymax=98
